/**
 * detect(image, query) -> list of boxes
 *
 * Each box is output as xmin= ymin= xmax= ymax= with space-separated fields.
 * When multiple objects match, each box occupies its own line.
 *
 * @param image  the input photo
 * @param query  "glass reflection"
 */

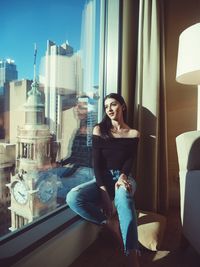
xmin=0 ymin=0 xmax=100 ymax=238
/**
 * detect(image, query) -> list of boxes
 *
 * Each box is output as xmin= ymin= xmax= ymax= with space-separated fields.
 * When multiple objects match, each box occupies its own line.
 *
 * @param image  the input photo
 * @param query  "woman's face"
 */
xmin=104 ymin=98 xmax=124 ymax=121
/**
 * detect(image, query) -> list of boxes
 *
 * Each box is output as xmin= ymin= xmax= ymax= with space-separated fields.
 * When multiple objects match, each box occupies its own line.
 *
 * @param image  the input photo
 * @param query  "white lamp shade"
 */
xmin=176 ymin=23 xmax=200 ymax=85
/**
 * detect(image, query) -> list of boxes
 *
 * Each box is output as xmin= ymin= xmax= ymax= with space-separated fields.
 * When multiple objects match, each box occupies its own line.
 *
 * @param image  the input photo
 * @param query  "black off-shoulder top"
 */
xmin=92 ymin=135 xmax=139 ymax=187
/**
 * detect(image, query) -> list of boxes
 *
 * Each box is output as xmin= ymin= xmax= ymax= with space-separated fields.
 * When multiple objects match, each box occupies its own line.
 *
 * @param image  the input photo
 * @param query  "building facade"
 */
xmin=4 ymin=80 xmax=32 ymax=143
xmin=0 ymin=59 xmax=18 ymax=95
xmin=0 ymin=143 xmax=15 ymax=237
xmin=0 ymin=59 xmax=18 ymax=140
xmin=7 ymin=80 xmax=57 ymax=231
xmin=40 ymin=40 xmax=80 ymax=138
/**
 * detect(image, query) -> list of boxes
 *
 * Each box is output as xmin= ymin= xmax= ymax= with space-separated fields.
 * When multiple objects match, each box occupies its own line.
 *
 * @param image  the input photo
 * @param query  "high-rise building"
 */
xmin=0 ymin=59 xmax=18 ymax=140
xmin=40 ymin=40 xmax=79 ymax=138
xmin=0 ymin=59 xmax=18 ymax=95
xmin=4 ymin=80 xmax=32 ymax=142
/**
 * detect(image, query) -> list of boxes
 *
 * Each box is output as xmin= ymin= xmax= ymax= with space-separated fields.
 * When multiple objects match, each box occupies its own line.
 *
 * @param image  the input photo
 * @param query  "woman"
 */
xmin=67 ymin=93 xmax=140 ymax=266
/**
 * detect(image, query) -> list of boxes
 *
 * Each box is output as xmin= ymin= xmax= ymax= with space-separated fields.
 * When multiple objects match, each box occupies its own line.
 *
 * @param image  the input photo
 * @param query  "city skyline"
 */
xmin=0 ymin=0 xmax=86 ymax=80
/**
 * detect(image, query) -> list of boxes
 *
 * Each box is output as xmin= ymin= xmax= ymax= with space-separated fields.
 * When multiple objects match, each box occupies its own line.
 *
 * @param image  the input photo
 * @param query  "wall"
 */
xmin=164 ymin=0 xmax=200 ymax=207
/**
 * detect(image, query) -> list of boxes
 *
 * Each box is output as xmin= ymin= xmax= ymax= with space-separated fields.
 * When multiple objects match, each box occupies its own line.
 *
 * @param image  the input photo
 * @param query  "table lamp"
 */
xmin=176 ymin=22 xmax=200 ymax=129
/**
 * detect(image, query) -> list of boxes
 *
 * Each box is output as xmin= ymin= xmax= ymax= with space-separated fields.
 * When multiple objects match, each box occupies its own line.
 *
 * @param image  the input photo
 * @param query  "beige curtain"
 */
xmin=121 ymin=0 xmax=168 ymax=213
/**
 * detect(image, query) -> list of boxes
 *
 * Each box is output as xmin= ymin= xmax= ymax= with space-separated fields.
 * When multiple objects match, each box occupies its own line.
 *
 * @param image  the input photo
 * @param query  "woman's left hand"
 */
xmin=115 ymin=173 xmax=132 ymax=193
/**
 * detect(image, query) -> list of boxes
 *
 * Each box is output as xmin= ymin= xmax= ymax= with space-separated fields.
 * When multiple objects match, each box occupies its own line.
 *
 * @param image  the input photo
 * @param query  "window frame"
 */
xmin=98 ymin=0 xmax=122 ymax=120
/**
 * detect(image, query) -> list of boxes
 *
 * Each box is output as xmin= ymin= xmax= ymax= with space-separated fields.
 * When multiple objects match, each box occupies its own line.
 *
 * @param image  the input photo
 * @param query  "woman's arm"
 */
xmin=92 ymin=126 xmax=105 ymax=187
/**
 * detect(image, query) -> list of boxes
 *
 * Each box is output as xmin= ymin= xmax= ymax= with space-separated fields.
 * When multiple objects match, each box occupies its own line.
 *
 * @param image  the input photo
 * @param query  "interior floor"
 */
xmin=68 ymin=208 xmax=200 ymax=267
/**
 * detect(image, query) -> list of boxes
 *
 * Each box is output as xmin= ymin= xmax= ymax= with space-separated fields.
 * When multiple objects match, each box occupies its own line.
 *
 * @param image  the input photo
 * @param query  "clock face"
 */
xmin=37 ymin=180 xmax=55 ymax=203
xmin=12 ymin=181 xmax=28 ymax=205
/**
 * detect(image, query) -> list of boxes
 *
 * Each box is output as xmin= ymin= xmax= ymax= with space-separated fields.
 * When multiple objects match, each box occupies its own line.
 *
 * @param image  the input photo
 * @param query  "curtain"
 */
xmin=121 ymin=0 xmax=168 ymax=213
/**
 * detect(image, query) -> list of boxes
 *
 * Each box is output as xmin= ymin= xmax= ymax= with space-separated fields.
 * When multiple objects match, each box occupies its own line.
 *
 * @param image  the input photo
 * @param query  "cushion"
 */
xmin=137 ymin=210 xmax=166 ymax=251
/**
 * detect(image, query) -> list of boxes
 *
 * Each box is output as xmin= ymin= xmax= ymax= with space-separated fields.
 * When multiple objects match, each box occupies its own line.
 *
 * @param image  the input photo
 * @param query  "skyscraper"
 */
xmin=5 ymin=79 xmax=32 ymax=142
xmin=40 ymin=41 xmax=78 ymax=139
xmin=0 ymin=59 xmax=18 ymax=95
xmin=0 ymin=59 xmax=18 ymax=140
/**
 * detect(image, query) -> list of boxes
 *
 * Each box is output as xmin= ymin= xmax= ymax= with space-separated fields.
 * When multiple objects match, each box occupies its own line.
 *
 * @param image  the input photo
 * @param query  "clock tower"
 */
xmin=7 ymin=47 xmax=58 ymax=231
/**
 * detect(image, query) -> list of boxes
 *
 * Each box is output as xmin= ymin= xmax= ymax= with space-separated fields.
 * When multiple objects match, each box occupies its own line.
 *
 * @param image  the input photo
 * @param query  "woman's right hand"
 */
xmin=100 ymin=186 xmax=113 ymax=218
xmin=115 ymin=173 xmax=132 ymax=193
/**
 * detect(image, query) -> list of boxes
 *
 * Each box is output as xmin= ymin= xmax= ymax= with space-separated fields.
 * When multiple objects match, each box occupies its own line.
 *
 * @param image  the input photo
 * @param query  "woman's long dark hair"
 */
xmin=97 ymin=93 xmax=127 ymax=139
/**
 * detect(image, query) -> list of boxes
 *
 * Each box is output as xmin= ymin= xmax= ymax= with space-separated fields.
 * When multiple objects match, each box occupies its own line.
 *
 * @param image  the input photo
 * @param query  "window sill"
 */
xmin=0 ymin=205 xmax=79 ymax=266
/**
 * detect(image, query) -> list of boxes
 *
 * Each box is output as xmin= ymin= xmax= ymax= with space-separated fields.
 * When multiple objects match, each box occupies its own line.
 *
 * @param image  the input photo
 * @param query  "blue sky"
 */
xmin=0 ymin=0 xmax=86 ymax=80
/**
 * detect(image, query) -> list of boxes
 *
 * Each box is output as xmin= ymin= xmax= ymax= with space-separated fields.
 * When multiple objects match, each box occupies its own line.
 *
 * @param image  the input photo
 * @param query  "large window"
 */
xmin=0 ymin=0 xmax=101 ymax=239
xmin=0 ymin=2 xmax=122 ymax=254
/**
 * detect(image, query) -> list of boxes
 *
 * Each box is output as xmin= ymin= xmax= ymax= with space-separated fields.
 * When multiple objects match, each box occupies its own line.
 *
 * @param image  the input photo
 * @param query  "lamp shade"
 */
xmin=176 ymin=23 xmax=200 ymax=85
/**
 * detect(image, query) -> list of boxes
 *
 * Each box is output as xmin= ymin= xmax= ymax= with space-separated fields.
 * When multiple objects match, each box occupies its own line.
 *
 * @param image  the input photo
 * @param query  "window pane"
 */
xmin=0 ymin=0 xmax=100 ymax=239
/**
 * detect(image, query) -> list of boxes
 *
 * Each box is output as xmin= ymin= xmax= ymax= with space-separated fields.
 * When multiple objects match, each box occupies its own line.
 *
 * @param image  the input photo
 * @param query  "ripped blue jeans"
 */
xmin=66 ymin=170 xmax=138 ymax=255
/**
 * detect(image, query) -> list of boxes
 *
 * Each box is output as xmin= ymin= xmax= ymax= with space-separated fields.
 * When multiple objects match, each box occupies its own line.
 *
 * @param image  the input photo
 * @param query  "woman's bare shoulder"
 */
xmin=128 ymin=129 xmax=140 ymax=138
xmin=93 ymin=125 xmax=101 ymax=136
